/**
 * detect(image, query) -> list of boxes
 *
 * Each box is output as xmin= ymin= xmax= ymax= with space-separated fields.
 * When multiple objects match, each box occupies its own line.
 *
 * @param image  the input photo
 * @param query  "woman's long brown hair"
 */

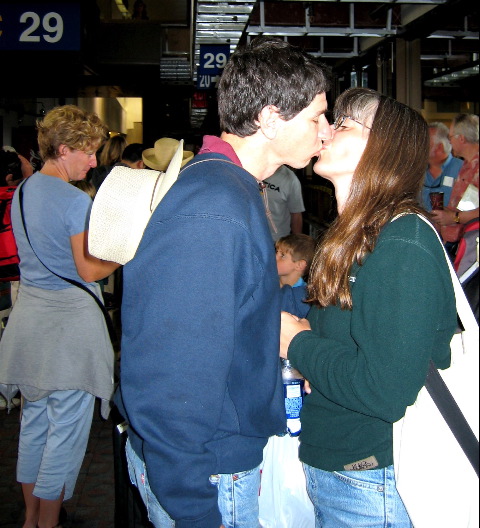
xmin=308 ymin=88 xmax=429 ymax=310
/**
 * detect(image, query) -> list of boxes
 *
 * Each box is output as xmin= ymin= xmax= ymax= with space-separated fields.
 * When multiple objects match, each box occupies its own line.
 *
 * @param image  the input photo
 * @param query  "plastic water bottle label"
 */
xmin=285 ymin=383 xmax=302 ymax=399
xmin=283 ymin=378 xmax=304 ymax=436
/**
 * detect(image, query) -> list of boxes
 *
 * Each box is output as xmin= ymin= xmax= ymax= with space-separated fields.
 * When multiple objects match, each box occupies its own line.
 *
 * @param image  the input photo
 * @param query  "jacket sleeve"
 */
xmin=121 ymin=214 xmax=261 ymax=526
xmin=280 ymin=284 xmax=310 ymax=318
xmin=288 ymin=235 xmax=457 ymax=423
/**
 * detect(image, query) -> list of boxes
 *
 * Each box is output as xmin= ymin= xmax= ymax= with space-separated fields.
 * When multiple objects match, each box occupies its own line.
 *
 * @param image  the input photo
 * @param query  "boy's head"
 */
xmin=275 ymin=234 xmax=316 ymax=286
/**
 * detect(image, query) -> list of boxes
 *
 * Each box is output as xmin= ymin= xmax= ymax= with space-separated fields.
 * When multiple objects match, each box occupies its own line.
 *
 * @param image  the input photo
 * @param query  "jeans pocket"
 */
xmin=233 ymin=467 xmax=258 ymax=481
xmin=332 ymin=470 xmax=385 ymax=492
xmin=209 ymin=466 xmax=258 ymax=486
xmin=213 ymin=467 xmax=261 ymax=528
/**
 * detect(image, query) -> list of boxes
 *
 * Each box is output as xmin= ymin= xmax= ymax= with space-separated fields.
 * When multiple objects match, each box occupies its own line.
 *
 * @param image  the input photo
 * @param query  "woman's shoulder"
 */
xmin=33 ymin=175 xmax=93 ymax=214
xmin=383 ymin=213 xmax=438 ymax=241
xmin=356 ymin=214 xmax=453 ymax=291
xmin=378 ymin=213 xmax=447 ymax=262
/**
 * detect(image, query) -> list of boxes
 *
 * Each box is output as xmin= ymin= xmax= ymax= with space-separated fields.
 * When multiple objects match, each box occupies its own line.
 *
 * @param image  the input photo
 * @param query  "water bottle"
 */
xmin=281 ymin=358 xmax=305 ymax=437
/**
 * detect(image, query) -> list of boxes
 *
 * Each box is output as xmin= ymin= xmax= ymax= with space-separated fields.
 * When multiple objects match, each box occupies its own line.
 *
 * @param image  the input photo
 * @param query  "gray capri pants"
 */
xmin=17 ymin=389 xmax=95 ymax=500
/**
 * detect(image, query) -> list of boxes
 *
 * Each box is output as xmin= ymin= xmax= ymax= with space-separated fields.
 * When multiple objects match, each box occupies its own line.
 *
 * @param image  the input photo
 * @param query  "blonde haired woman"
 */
xmin=0 ymin=105 xmax=120 ymax=528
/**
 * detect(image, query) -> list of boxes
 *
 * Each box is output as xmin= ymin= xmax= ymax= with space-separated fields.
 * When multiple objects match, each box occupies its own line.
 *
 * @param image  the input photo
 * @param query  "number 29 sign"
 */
xmin=0 ymin=3 xmax=80 ymax=51
xmin=197 ymin=45 xmax=230 ymax=90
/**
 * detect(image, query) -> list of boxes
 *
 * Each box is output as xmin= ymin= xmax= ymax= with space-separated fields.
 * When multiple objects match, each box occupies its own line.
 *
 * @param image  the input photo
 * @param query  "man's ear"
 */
xmin=256 ymin=105 xmax=281 ymax=140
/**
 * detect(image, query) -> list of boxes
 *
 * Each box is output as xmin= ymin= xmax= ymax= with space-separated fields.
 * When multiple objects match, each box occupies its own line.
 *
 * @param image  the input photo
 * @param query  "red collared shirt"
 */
xmin=198 ymin=135 xmax=243 ymax=167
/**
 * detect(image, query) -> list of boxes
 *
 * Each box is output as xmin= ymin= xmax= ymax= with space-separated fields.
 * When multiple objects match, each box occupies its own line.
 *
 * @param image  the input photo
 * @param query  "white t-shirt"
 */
xmin=264 ymin=165 xmax=305 ymax=241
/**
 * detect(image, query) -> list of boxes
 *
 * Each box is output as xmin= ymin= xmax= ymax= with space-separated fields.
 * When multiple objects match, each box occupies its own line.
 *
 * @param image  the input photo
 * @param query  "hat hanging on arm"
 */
xmin=88 ymin=139 xmax=191 ymax=265
xmin=142 ymin=137 xmax=194 ymax=171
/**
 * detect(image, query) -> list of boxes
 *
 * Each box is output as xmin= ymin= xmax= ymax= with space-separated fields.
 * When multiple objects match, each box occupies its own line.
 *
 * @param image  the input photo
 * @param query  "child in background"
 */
xmin=276 ymin=233 xmax=316 ymax=318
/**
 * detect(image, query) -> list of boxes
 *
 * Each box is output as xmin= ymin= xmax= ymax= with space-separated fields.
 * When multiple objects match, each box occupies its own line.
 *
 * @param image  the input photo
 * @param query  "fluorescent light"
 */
xmin=115 ymin=0 xmax=129 ymax=16
xmin=424 ymin=64 xmax=479 ymax=86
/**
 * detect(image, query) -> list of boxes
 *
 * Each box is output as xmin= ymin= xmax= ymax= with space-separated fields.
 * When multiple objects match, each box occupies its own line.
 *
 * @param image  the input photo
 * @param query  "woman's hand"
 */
xmin=280 ymin=311 xmax=311 ymax=359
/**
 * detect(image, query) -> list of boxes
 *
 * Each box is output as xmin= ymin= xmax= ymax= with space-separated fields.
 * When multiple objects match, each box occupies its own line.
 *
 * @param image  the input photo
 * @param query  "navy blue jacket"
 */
xmin=119 ymin=153 xmax=286 ymax=526
xmin=280 ymin=282 xmax=311 ymax=318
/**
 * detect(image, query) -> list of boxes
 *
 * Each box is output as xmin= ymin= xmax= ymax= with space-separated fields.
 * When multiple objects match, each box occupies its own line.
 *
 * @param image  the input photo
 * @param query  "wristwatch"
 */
xmin=454 ymin=211 xmax=461 ymax=224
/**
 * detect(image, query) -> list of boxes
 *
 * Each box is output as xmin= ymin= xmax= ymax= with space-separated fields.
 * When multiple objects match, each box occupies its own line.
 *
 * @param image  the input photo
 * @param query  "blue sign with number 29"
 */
xmin=0 ymin=3 xmax=80 ymax=50
xmin=197 ymin=44 xmax=230 ymax=90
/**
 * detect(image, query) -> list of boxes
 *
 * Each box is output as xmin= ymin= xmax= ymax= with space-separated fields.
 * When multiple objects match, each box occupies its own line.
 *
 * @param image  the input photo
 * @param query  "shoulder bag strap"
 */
xmin=425 ymin=361 xmax=479 ymax=476
xmin=18 ymin=179 xmax=116 ymax=343
xmin=417 ymin=214 xmax=479 ymax=476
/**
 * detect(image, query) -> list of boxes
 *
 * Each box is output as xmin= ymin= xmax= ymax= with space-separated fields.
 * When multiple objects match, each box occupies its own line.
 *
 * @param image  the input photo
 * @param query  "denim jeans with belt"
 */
xmin=125 ymin=438 xmax=261 ymax=527
xmin=304 ymin=463 xmax=413 ymax=528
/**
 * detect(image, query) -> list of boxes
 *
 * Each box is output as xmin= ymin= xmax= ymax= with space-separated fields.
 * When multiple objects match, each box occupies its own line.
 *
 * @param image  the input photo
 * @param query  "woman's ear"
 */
xmin=58 ymin=144 xmax=69 ymax=158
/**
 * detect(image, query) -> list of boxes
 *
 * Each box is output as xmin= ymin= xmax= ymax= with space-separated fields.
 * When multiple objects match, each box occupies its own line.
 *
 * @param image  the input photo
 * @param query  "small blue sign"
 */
xmin=197 ymin=44 xmax=230 ymax=90
xmin=0 ymin=3 xmax=81 ymax=51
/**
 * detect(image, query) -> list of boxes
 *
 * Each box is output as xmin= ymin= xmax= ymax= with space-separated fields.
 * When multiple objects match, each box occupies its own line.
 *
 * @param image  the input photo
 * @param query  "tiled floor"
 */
xmin=0 ymin=400 xmax=118 ymax=528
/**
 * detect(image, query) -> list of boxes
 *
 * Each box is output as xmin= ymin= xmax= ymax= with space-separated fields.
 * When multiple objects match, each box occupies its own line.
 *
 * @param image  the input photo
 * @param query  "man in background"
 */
xmin=431 ymin=114 xmax=479 ymax=244
xmin=264 ymin=164 xmax=305 ymax=241
xmin=422 ymin=122 xmax=462 ymax=211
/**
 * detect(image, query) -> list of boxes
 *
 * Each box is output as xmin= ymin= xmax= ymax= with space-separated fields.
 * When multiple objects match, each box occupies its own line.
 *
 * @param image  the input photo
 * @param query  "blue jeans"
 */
xmin=125 ymin=439 xmax=261 ymax=527
xmin=304 ymin=463 xmax=413 ymax=528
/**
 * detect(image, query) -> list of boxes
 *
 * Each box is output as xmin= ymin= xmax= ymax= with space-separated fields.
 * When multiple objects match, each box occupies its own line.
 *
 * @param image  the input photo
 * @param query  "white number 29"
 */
xmin=19 ymin=11 xmax=64 ymax=44
xmin=203 ymin=52 xmax=228 ymax=70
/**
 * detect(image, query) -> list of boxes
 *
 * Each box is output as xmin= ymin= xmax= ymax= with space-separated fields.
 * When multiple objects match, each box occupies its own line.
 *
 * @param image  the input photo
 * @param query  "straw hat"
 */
xmin=142 ymin=137 xmax=194 ymax=171
xmin=89 ymin=139 xmax=188 ymax=265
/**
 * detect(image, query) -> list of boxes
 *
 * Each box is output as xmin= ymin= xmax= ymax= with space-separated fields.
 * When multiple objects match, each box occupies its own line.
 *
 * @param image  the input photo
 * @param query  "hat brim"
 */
xmin=89 ymin=166 xmax=164 ymax=264
xmin=143 ymin=149 xmax=194 ymax=171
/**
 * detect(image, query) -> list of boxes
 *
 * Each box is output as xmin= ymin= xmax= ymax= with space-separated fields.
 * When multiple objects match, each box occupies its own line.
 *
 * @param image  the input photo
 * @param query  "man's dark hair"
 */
xmin=0 ymin=150 xmax=23 ymax=186
xmin=121 ymin=143 xmax=145 ymax=163
xmin=218 ymin=36 xmax=331 ymax=137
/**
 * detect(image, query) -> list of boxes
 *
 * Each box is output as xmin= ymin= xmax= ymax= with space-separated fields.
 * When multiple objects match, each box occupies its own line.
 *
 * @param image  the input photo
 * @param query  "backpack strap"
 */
xmin=180 ymin=157 xmax=278 ymax=234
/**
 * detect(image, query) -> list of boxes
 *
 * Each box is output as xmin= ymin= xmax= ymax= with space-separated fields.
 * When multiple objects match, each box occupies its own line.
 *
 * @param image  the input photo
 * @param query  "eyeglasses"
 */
xmin=448 ymin=133 xmax=459 ymax=141
xmin=333 ymin=114 xmax=372 ymax=131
